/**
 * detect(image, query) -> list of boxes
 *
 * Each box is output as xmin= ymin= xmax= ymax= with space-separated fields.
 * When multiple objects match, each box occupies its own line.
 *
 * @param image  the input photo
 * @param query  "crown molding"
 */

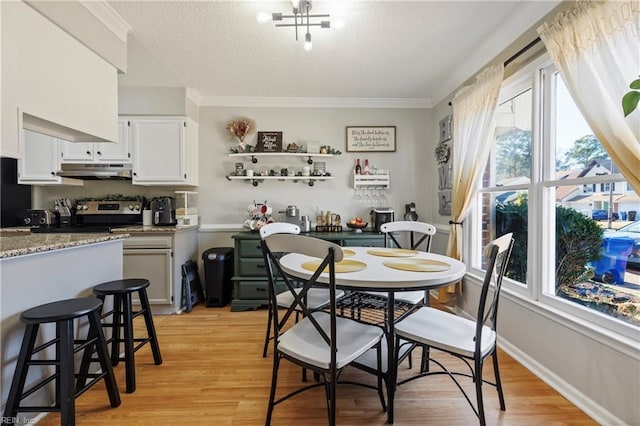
xmin=196 ymin=96 xmax=432 ymax=109
xmin=186 ymin=87 xmax=204 ymax=106
xmin=80 ymin=0 xmax=131 ymax=42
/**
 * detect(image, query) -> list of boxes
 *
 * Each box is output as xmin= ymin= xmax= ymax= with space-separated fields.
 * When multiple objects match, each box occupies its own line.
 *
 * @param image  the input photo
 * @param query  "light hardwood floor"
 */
xmin=36 ymin=303 xmax=595 ymax=425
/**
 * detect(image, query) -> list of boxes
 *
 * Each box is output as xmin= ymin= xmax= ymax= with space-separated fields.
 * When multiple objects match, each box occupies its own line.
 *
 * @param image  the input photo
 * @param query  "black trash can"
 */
xmin=202 ymin=247 xmax=234 ymax=307
xmin=629 ymin=211 xmax=637 ymax=221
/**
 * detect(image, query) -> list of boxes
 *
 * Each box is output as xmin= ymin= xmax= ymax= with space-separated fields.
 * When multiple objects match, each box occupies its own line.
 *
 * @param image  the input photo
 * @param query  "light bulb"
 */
xmin=256 ymin=12 xmax=271 ymax=24
xmin=304 ymin=33 xmax=312 ymax=51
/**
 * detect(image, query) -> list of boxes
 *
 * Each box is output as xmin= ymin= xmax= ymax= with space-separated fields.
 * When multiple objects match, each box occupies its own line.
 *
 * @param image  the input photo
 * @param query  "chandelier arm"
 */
xmin=275 ymin=23 xmax=329 ymax=28
xmin=278 ymin=14 xmax=330 ymax=19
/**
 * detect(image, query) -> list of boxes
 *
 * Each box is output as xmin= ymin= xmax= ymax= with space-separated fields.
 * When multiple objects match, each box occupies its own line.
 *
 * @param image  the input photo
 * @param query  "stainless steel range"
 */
xmin=30 ymin=197 xmax=145 ymax=233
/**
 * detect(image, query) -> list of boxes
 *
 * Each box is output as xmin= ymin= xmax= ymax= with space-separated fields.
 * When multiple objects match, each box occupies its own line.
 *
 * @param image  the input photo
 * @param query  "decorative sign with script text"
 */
xmin=255 ymin=131 xmax=283 ymax=152
xmin=346 ymin=126 xmax=396 ymax=152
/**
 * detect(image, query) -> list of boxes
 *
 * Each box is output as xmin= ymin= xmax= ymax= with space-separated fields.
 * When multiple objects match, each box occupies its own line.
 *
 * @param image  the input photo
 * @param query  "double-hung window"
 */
xmin=467 ymin=54 xmax=639 ymax=339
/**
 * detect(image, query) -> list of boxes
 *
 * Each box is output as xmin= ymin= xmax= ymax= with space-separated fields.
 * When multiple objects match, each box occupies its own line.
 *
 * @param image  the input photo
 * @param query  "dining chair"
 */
xmin=369 ymin=220 xmax=438 ymax=305
xmin=262 ymin=233 xmax=385 ymax=425
xmin=393 ymin=232 xmax=514 ymax=426
xmin=260 ymin=222 xmax=344 ymax=357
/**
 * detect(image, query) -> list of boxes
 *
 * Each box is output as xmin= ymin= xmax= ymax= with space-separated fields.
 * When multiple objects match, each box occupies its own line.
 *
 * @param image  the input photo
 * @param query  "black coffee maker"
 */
xmin=151 ymin=197 xmax=177 ymax=225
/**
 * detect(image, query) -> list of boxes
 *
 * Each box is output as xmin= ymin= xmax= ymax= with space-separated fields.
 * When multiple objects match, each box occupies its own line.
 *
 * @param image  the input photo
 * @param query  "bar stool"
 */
xmin=2 ymin=298 xmax=121 ymax=426
xmin=90 ymin=278 xmax=162 ymax=393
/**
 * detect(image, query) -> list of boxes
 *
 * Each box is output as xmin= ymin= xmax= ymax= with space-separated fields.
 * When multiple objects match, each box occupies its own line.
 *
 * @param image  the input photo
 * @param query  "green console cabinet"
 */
xmin=230 ymin=231 xmax=385 ymax=312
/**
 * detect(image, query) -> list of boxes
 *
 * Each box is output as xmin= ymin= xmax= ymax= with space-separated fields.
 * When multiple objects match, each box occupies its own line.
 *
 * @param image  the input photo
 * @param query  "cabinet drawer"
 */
xmin=236 ymin=239 xmax=263 ymax=258
xmin=123 ymin=236 xmax=172 ymax=249
xmin=235 ymin=280 xmax=285 ymax=299
xmin=343 ymin=238 xmax=385 ymax=247
xmin=238 ymin=258 xmax=268 ymax=276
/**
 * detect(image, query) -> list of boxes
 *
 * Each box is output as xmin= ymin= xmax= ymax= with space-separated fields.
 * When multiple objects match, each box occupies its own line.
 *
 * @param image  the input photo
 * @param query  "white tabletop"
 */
xmin=279 ymin=246 xmax=466 ymax=292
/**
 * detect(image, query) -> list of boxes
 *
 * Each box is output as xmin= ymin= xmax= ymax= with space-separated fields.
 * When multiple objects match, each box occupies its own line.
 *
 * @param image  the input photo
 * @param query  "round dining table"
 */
xmin=279 ymin=246 xmax=466 ymax=424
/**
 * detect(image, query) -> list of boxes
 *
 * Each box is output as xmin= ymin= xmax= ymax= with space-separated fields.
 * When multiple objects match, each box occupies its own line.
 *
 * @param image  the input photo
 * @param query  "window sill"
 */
xmin=463 ymin=272 xmax=640 ymax=360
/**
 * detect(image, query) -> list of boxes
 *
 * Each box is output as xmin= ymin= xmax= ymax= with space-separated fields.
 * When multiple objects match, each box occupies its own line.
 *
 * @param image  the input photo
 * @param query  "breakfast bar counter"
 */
xmin=1 ymin=234 xmax=126 ymax=422
xmin=0 ymin=232 xmax=128 ymax=258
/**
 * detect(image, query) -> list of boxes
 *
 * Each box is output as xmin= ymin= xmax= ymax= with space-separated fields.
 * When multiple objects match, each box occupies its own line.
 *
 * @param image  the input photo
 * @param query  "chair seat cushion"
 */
xmin=278 ymin=312 xmax=384 ymax=370
xmin=276 ymin=288 xmax=345 ymax=309
xmin=363 ymin=290 xmax=425 ymax=305
xmin=395 ymin=307 xmax=496 ymax=358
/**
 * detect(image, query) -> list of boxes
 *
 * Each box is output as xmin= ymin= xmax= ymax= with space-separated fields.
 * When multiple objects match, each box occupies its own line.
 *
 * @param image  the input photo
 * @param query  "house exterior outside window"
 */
xmin=468 ymin=54 xmax=639 ymax=338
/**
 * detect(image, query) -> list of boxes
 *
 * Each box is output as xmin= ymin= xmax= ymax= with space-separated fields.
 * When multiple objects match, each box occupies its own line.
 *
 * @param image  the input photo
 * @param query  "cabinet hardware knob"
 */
xmin=257 ymin=264 xmax=265 ymax=268
xmin=86 ymin=151 xmax=91 ymax=155
xmin=97 ymin=151 xmax=102 ymax=155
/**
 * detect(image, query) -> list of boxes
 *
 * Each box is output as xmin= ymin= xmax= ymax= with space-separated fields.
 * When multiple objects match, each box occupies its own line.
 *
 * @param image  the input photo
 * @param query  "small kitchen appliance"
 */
xmin=280 ymin=205 xmax=311 ymax=232
xmin=24 ymin=209 xmax=59 ymax=227
xmin=151 ymin=197 xmax=177 ymax=226
xmin=371 ymin=207 xmax=395 ymax=233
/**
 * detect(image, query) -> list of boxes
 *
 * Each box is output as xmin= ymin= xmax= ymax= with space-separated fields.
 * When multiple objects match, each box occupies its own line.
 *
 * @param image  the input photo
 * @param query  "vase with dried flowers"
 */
xmin=226 ymin=117 xmax=255 ymax=152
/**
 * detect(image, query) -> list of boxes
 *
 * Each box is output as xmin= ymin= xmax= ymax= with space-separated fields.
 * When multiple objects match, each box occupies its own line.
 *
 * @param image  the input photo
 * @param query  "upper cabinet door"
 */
xmin=132 ymin=118 xmax=185 ymax=184
xmin=60 ymin=119 xmax=131 ymax=163
xmin=60 ymin=141 xmax=94 ymax=162
xmin=95 ymin=119 xmax=131 ymax=162
xmin=18 ymin=130 xmax=60 ymax=182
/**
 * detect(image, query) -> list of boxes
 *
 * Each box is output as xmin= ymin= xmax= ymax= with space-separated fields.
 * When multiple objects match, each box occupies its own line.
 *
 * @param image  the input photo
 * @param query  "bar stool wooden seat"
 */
xmin=90 ymin=278 xmax=162 ymax=393
xmin=2 ymin=298 xmax=121 ymax=426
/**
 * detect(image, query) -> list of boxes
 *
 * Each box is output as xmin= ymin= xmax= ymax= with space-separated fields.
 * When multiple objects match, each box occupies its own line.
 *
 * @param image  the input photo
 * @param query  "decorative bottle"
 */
xmin=355 ymin=159 xmax=362 ymax=175
xmin=363 ymin=159 xmax=370 ymax=175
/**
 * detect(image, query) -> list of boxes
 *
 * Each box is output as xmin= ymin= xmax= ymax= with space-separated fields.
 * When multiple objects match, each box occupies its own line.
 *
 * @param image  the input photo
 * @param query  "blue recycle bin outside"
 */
xmin=591 ymin=236 xmax=636 ymax=284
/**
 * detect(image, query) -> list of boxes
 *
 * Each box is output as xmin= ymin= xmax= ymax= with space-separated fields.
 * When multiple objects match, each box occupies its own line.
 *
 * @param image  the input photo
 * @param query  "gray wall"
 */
xmin=198 ymin=106 xmax=433 ymax=227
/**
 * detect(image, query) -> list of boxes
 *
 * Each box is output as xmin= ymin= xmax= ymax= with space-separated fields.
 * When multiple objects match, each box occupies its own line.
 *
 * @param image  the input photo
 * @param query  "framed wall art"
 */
xmin=255 ymin=131 xmax=283 ymax=152
xmin=346 ymin=126 xmax=396 ymax=152
xmin=439 ymin=115 xmax=452 ymax=142
xmin=438 ymin=190 xmax=452 ymax=216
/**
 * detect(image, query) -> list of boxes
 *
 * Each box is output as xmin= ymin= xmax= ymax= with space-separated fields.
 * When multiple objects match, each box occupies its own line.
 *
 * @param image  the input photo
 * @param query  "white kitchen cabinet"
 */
xmin=17 ymin=130 xmax=81 ymax=186
xmin=129 ymin=117 xmax=198 ymax=186
xmin=1 ymin=2 xmax=118 ymax=159
xmin=18 ymin=130 xmax=59 ymax=183
xmin=60 ymin=119 xmax=131 ymax=163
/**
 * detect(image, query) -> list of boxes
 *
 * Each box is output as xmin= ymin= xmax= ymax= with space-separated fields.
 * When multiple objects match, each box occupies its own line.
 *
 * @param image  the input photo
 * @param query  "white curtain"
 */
xmin=441 ymin=64 xmax=504 ymax=299
xmin=538 ymin=0 xmax=640 ymax=194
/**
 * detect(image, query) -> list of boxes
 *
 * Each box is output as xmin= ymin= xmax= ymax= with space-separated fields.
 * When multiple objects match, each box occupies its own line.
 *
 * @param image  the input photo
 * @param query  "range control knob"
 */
xmin=134 ymin=205 xmax=141 ymax=211
xmin=83 ymin=205 xmax=88 ymax=210
xmin=39 ymin=218 xmax=46 ymax=224
xmin=128 ymin=204 xmax=134 ymax=210
xmin=24 ymin=217 xmax=31 ymax=225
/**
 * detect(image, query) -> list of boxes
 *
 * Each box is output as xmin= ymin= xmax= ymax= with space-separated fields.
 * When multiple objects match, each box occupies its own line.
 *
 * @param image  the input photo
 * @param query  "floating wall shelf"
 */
xmin=228 ymin=152 xmax=335 ymax=164
xmin=225 ymin=175 xmax=333 ymax=187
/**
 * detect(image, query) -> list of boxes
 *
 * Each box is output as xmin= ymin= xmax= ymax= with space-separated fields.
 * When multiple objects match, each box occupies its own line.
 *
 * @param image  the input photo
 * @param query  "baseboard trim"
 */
xmin=497 ymin=338 xmax=624 ymax=425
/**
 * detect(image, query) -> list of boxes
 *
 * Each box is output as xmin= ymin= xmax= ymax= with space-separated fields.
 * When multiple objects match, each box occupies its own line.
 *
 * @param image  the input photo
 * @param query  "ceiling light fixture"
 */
xmin=257 ymin=0 xmax=332 ymax=51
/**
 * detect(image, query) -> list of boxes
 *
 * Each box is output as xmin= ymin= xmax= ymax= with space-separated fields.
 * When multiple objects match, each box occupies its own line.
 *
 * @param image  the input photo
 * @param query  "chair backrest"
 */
xmin=262 ymin=234 xmax=344 ymax=351
xmin=475 ymin=232 xmax=514 ymax=354
xmin=380 ymin=220 xmax=436 ymax=251
xmin=259 ymin=222 xmax=300 ymax=239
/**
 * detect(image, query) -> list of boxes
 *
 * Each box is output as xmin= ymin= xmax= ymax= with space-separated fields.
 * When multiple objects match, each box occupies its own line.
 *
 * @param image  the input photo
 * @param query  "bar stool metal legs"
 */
xmin=91 ymin=278 xmax=162 ymax=394
xmin=2 ymin=298 xmax=120 ymax=426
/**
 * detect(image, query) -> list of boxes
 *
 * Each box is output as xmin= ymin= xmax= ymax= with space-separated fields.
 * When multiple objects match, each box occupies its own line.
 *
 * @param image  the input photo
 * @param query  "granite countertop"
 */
xmin=111 ymin=225 xmax=199 ymax=233
xmin=0 ymin=233 xmax=129 ymax=259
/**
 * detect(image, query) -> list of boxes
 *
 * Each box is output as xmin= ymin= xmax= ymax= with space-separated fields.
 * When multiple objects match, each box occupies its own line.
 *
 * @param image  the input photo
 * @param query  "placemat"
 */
xmin=366 ymin=248 xmax=419 ymax=257
xmin=342 ymin=249 xmax=356 ymax=258
xmin=301 ymin=259 xmax=367 ymax=273
xmin=383 ymin=259 xmax=451 ymax=272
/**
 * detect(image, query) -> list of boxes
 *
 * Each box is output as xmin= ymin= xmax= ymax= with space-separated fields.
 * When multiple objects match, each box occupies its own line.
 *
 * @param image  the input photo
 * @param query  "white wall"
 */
xmin=428 ymin=1 xmax=640 ymax=420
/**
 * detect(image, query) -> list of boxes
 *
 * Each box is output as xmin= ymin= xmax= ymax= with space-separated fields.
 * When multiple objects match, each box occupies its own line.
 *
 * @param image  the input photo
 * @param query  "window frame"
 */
xmin=465 ymin=53 xmax=639 ymax=342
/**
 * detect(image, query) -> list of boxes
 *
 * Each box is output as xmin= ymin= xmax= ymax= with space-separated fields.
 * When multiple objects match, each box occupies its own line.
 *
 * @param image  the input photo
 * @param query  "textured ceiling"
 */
xmin=109 ymin=1 xmax=561 ymax=106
